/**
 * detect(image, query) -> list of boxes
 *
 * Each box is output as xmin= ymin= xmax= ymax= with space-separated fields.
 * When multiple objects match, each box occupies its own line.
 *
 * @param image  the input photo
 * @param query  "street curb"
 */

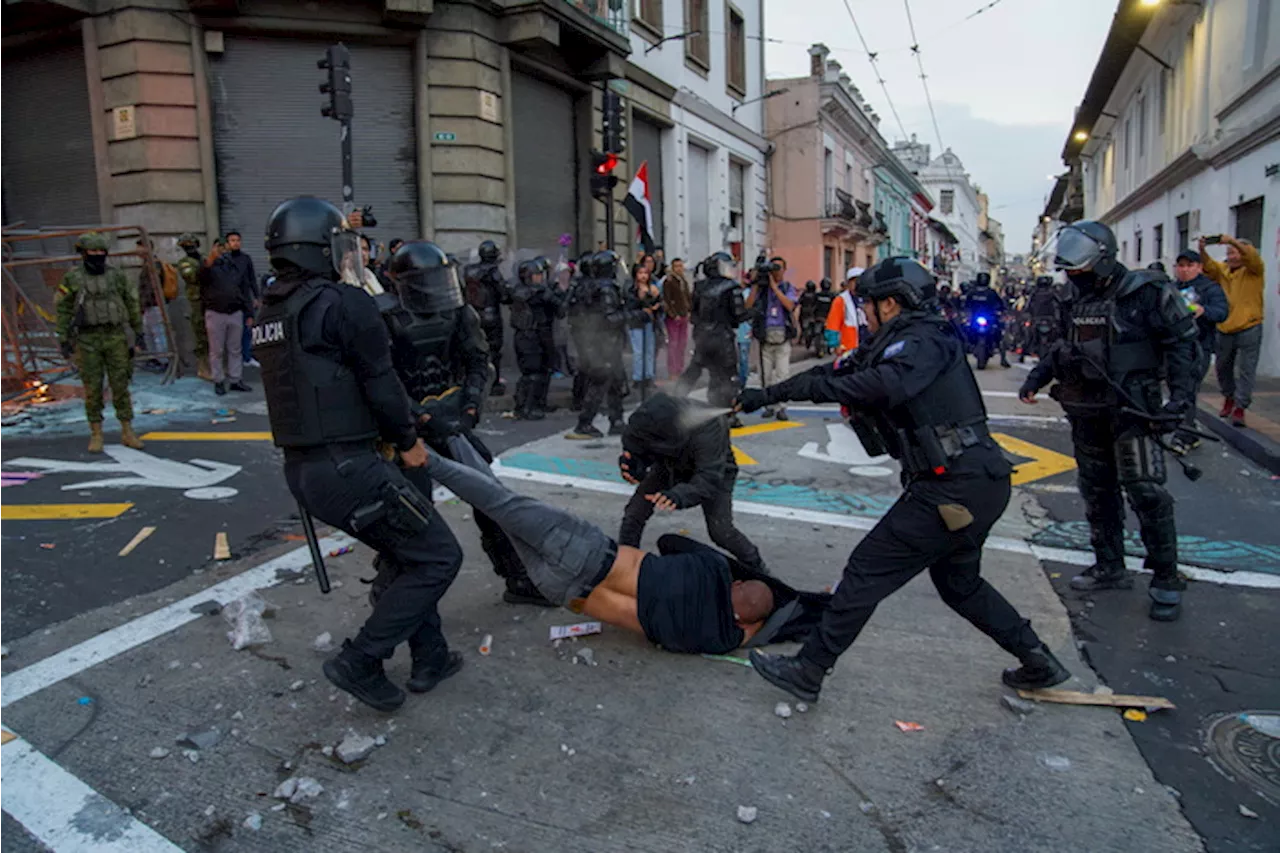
xmin=1196 ymin=407 xmax=1280 ymax=475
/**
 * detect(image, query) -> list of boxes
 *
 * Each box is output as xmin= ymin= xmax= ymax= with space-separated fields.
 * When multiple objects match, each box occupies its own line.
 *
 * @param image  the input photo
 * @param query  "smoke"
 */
xmin=676 ymin=405 xmax=734 ymax=432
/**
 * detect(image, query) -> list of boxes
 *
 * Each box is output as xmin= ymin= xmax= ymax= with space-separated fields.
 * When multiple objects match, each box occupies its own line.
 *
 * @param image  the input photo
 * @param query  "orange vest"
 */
xmin=825 ymin=292 xmax=860 ymax=353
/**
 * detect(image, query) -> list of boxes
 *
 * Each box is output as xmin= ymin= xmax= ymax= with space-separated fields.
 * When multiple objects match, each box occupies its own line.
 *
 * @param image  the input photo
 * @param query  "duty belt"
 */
xmin=936 ymin=423 xmax=991 ymax=457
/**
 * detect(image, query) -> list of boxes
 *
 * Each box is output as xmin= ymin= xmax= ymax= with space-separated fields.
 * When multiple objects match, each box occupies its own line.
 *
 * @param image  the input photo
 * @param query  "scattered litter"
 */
xmin=231 ymin=710 xmax=244 ymax=721
xmin=736 ymin=805 xmax=758 ymax=824
xmin=204 ymin=805 xmax=216 ymax=817
xmin=796 ymin=702 xmax=809 ymax=713
xmin=774 ymin=702 xmax=792 ymax=719
xmin=289 ymin=679 xmax=306 ymax=692
xmin=894 ymin=721 xmax=925 ymax=733
xmin=213 ymin=532 xmax=231 ymax=561
xmin=211 ymin=417 xmax=237 ymax=425
xmin=214 ymin=408 xmax=235 ymax=417
xmin=1038 ymin=754 xmax=1072 ymax=772
xmin=700 ymin=653 xmax=753 ymax=668
xmin=274 ymin=777 xmax=324 ymax=804
xmin=574 ymin=647 xmax=596 ymax=666
xmin=77 ymin=696 xmax=92 ymax=706
xmin=549 ymin=622 xmax=603 ymax=641
xmin=312 ymin=632 xmax=334 ymax=652
xmin=1002 ymin=695 xmax=1038 ymax=715
xmin=677 ymin=775 xmax=696 ymax=786
xmin=189 ymin=599 xmax=222 ymax=616
xmin=176 ymin=728 xmax=222 ymax=751
xmin=1240 ymin=713 xmax=1280 ymax=739
xmin=1016 ymin=688 xmax=1173 ymax=711
xmin=1049 ymin=572 xmax=1061 ymax=579
xmin=1164 ymin=655 xmax=1176 ymax=663
xmin=143 ymin=408 xmax=172 ymax=415
xmin=184 ymin=750 xmax=200 ymax=763
xmin=39 ymin=543 xmax=55 ymax=550
xmin=1238 ymin=804 xmax=1259 ymax=819
xmin=166 ymin=660 xmax=182 ymax=670
xmin=397 ymin=810 xmax=423 ymax=830
xmin=374 ymin=735 xmax=386 ymax=747
xmin=149 ymin=747 xmax=170 ymax=759
xmin=1123 ymin=709 xmax=1148 ymax=723
xmin=1240 ymin=469 xmax=1251 ymax=477
xmin=336 ymin=732 xmax=378 ymax=764
xmin=243 ymin=813 xmax=263 ymax=831
xmin=118 ymin=526 xmax=156 ymax=557
xmin=1166 ymin=786 xmax=1182 ymax=799
xmin=858 ymin=801 xmax=875 ymax=814
xmin=271 ymin=803 xmax=287 ymax=813
xmin=223 ymin=592 xmax=276 ymax=650
xmin=820 ymin=810 xmax=832 ymax=819
xmin=479 ymin=634 xmax=493 ymax=656
xmin=328 ymin=546 xmax=353 ymax=557
xmin=322 ymin=746 xmax=334 ymax=757
xmin=282 ymin=534 xmax=307 ymax=541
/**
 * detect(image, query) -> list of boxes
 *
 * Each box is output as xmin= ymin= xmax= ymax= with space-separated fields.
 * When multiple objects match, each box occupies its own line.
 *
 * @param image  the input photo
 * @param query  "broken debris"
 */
xmin=1123 ymin=709 xmax=1148 ymax=722
xmin=312 ymin=632 xmax=335 ymax=653
xmin=117 ymin=525 xmax=156 ymax=557
xmin=795 ymin=702 xmax=809 ymax=713
xmin=1239 ymin=804 xmax=1259 ymax=819
xmin=1016 ymin=688 xmax=1174 ymax=711
xmin=273 ymin=776 xmax=324 ymax=804
xmin=176 ymin=728 xmax=222 ymax=751
xmin=774 ymin=702 xmax=793 ymax=719
xmin=1001 ymin=695 xmax=1038 ymax=715
xmin=149 ymin=747 xmax=170 ymax=760
xmin=894 ymin=721 xmax=925 ymax=733
xmin=549 ymin=622 xmax=603 ymax=641
xmin=223 ymin=592 xmax=275 ymax=650
xmin=574 ymin=647 xmax=596 ymax=666
xmin=243 ymin=812 xmax=263 ymax=831
xmin=736 ymin=805 xmax=758 ymax=824
xmin=1038 ymin=754 xmax=1072 ymax=772
xmin=479 ymin=634 xmax=493 ymax=656
xmin=188 ymin=599 xmax=222 ymax=616
xmin=213 ymin=532 xmax=231 ymax=560
xmin=289 ymin=679 xmax=306 ymax=692
xmin=336 ymin=733 xmax=378 ymax=764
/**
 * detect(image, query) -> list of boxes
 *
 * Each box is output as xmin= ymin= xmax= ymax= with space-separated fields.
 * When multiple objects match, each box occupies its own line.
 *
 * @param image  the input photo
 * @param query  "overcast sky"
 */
xmin=763 ymin=0 xmax=1118 ymax=253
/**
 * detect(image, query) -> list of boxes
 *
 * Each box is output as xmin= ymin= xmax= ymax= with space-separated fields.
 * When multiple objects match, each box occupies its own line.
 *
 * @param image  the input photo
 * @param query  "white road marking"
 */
xmin=798 ymin=424 xmax=895 ymax=477
xmin=988 ymin=413 xmax=1067 ymax=425
xmin=1 ymin=729 xmax=182 ymax=852
xmin=6 ymin=446 xmax=242 ymax=500
xmin=1023 ymin=483 xmax=1081 ymax=494
xmin=490 ymin=463 xmax=1280 ymax=590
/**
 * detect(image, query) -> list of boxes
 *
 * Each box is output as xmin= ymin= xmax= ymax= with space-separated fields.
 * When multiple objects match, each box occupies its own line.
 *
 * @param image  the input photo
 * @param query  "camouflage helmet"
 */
xmin=75 ymin=232 xmax=109 ymax=252
xmin=177 ymin=232 xmax=200 ymax=248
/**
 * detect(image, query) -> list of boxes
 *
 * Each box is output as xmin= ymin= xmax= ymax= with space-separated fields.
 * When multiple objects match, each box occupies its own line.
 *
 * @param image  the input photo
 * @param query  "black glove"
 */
xmin=1018 ymin=380 xmax=1039 ymax=402
xmin=460 ymin=407 xmax=479 ymax=431
xmin=60 ymin=339 xmax=74 ymax=359
xmin=736 ymin=388 xmax=770 ymax=413
xmin=1161 ymin=399 xmax=1190 ymax=418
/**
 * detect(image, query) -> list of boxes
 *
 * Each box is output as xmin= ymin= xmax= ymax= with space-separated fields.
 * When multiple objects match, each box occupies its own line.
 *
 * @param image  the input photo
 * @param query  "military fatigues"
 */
xmin=753 ymin=314 xmax=1047 ymax=669
xmin=56 ymin=265 xmax=143 ymax=424
xmin=676 ymin=275 xmax=748 ymax=407
xmin=176 ymin=253 xmax=208 ymax=367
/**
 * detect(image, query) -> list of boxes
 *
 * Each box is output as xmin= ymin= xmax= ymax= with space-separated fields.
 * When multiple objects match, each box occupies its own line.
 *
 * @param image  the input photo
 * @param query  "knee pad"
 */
xmin=1124 ymin=480 xmax=1174 ymax=518
xmin=1116 ymin=433 xmax=1167 ymax=486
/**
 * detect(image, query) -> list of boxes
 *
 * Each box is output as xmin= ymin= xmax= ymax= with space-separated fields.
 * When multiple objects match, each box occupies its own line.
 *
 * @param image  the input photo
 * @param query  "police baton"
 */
xmin=296 ymin=501 xmax=332 ymax=594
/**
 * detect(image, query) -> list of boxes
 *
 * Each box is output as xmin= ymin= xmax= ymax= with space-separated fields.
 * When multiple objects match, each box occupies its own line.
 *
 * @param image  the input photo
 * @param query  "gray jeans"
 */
xmin=1216 ymin=324 xmax=1262 ymax=409
xmin=205 ymin=309 xmax=244 ymax=383
xmin=426 ymin=451 xmax=616 ymax=606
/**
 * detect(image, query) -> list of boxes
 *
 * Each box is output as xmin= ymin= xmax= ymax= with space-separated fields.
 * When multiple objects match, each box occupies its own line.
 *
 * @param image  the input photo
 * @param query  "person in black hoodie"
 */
xmin=618 ymin=393 xmax=765 ymax=572
xmin=1169 ymin=249 xmax=1228 ymax=454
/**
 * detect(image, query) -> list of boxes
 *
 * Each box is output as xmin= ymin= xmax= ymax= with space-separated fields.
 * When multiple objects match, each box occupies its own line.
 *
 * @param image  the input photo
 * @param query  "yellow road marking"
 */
xmin=213 ymin=532 xmax=231 ymax=560
xmin=732 ymin=446 xmax=757 ymax=465
xmin=141 ymin=431 xmax=273 ymax=441
xmin=729 ymin=419 xmax=803 ymax=465
xmin=1 ymin=503 xmax=133 ymax=520
xmin=118 ymin=525 xmax=157 ymax=557
xmin=1 ymin=730 xmax=15 ymax=745
xmin=992 ymin=432 xmax=1077 ymax=486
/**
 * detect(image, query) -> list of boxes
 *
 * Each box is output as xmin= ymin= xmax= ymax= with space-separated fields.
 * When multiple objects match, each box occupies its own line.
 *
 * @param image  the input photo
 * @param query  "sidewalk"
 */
xmin=1195 ymin=371 xmax=1280 ymax=475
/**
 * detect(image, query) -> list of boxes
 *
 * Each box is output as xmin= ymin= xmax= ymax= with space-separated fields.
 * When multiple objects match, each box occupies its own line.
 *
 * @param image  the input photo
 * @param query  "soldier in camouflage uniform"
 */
xmin=55 ymin=232 xmax=146 ymax=453
xmin=176 ymin=232 xmax=211 ymax=380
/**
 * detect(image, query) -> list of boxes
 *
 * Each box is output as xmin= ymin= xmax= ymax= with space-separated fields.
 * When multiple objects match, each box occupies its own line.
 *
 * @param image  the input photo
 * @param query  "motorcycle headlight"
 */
xmin=976 ymin=317 xmax=988 ymax=327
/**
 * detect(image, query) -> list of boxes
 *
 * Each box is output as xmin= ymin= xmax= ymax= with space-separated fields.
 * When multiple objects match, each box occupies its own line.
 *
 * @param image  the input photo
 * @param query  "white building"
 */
xmin=1065 ymin=0 xmax=1279 ymax=377
xmin=893 ymin=136 xmax=984 ymax=282
xmin=623 ymin=0 xmax=769 ymax=265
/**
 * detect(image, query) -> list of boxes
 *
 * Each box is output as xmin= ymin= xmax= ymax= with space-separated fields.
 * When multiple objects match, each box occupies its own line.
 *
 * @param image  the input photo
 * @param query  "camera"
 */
xmin=359 ymin=204 xmax=378 ymax=228
xmin=753 ymin=253 xmax=781 ymax=282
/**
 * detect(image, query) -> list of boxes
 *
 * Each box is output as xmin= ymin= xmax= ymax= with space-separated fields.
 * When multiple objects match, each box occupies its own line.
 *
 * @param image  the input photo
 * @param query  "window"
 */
xmin=1234 ymin=196 xmax=1265 ymax=247
xmin=1121 ymin=240 xmax=1128 ymax=263
xmin=726 ymin=4 xmax=746 ymax=96
xmin=823 ymin=148 xmax=834 ymax=205
xmin=1154 ymin=223 xmax=1164 ymax=262
xmin=845 ymin=162 xmax=854 ymax=194
xmin=1123 ymin=118 xmax=1131 ymax=170
xmin=728 ymin=160 xmax=745 ymax=238
xmin=1158 ymin=70 xmax=1168 ymax=136
xmin=1137 ymin=96 xmax=1146 ymax=158
xmin=823 ymin=246 xmax=833 ymax=281
xmin=634 ymin=0 xmax=663 ymax=33
xmin=844 ymin=249 xmax=853 ymax=272
xmin=1243 ymin=0 xmax=1273 ymax=73
xmin=684 ymin=0 xmax=710 ymax=69
xmin=1176 ymin=212 xmax=1190 ymax=253
xmin=940 ymin=189 xmax=954 ymax=215
xmin=1135 ymin=230 xmax=1143 ymax=264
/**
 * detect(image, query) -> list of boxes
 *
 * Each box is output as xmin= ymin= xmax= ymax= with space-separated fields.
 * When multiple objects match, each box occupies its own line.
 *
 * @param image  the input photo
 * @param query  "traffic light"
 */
xmin=602 ymin=89 xmax=625 ymax=155
xmin=590 ymin=150 xmax=619 ymax=200
xmin=318 ymin=44 xmax=352 ymax=122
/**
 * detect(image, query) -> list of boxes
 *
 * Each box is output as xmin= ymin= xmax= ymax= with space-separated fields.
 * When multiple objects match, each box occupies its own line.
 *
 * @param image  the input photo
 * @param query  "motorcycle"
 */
xmin=967 ymin=313 xmax=1000 ymax=370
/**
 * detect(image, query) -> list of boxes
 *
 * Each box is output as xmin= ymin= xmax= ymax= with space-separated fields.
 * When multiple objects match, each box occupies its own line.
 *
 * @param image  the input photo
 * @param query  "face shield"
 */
xmin=331 ymin=229 xmax=363 ymax=286
xmin=713 ymin=257 xmax=740 ymax=281
xmin=1052 ymin=227 xmax=1105 ymax=273
xmin=396 ymin=264 xmax=465 ymax=314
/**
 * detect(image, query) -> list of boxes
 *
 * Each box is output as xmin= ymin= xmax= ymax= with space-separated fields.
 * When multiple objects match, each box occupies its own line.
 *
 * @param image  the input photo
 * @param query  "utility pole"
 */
xmin=318 ymin=44 xmax=354 ymax=210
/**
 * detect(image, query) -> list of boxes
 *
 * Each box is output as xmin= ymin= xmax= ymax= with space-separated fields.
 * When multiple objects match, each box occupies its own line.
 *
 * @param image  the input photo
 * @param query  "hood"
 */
xmin=622 ymin=392 xmax=692 ymax=457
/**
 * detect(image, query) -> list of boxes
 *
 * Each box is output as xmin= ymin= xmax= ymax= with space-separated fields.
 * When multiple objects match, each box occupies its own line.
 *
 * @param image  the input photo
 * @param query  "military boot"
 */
xmin=119 ymin=420 xmax=145 ymax=450
xmin=406 ymin=650 xmax=465 ymax=693
xmin=1069 ymin=564 xmax=1133 ymax=592
xmin=1001 ymin=645 xmax=1070 ymax=690
xmin=1148 ymin=587 xmax=1182 ymax=622
xmin=87 ymin=422 xmax=105 ymax=453
xmin=322 ymin=640 xmax=405 ymax=712
xmin=748 ymin=650 xmax=827 ymax=703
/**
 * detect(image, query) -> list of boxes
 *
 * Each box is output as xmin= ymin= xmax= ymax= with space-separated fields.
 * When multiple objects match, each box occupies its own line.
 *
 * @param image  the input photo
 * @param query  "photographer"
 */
xmin=745 ymin=256 xmax=797 ymax=420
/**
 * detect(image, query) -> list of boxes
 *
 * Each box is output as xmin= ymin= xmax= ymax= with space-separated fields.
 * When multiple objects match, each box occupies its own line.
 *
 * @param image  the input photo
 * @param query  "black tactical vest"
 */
xmin=696 ymin=278 xmax=738 ymax=329
xmin=1056 ymin=272 xmax=1161 ymax=412
xmin=253 ymin=280 xmax=379 ymax=448
xmin=384 ymin=305 xmax=460 ymax=401
xmin=508 ymin=283 xmax=541 ymax=332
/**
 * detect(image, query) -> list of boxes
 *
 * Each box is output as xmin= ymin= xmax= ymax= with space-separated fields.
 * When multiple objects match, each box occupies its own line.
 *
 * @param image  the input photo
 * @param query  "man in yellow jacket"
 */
xmin=1200 ymin=234 xmax=1266 ymax=428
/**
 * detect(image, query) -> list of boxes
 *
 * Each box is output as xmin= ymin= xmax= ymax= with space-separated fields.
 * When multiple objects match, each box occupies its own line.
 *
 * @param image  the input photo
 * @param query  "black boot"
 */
xmin=1001 ymin=644 xmax=1070 ymax=690
xmin=503 ymin=575 xmax=555 ymax=607
xmin=490 ymin=380 xmax=506 ymax=397
xmin=1069 ymin=564 xmax=1133 ymax=592
xmin=567 ymin=423 xmax=604 ymax=440
xmin=407 ymin=650 xmax=464 ymax=693
xmin=748 ymin=650 xmax=827 ymax=703
xmin=1148 ymin=587 xmax=1182 ymax=622
xmin=608 ymin=420 xmax=626 ymax=436
xmin=322 ymin=641 xmax=405 ymax=712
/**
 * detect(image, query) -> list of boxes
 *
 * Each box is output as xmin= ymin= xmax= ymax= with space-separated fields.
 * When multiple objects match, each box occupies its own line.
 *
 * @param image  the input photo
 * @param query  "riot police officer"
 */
xmin=567 ymin=250 xmax=631 ymax=439
xmin=964 ymin=271 xmax=1010 ymax=368
xmin=510 ymin=258 xmax=554 ymax=420
xmin=378 ymin=241 xmax=551 ymax=607
xmin=464 ymin=240 xmax=507 ymax=396
xmin=253 ymin=197 xmax=464 ymax=713
xmin=797 ymin=281 xmax=822 ymax=355
xmin=736 ymin=256 xmax=1069 ymax=702
xmin=1019 ymin=220 xmax=1197 ymax=622
xmin=1023 ymin=275 xmax=1059 ymax=361
xmin=532 ymin=255 xmax=566 ymax=413
xmin=675 ymin=252 xmax=748 ymax=407
xmin=568 ymin=252 xmax=595 ymax=411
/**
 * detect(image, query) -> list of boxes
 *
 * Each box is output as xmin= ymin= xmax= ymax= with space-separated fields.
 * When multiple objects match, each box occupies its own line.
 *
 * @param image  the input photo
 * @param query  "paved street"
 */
xmin=3 ymin=355 xmax=1277 ymax=852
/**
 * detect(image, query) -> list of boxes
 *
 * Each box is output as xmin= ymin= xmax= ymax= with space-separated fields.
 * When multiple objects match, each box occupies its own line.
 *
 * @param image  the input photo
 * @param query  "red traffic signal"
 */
xmin=590 ymin=150 xmax=619 ymax=200
xmin=595 ymin=152 xmax=618 ymax=174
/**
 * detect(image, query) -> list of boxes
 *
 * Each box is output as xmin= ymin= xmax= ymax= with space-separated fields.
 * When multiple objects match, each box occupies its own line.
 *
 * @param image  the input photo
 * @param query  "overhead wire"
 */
xmin=901 ymin=0 xmax=945 ymax=154
xmin=838 ymin=0 xmax=910 ymax=142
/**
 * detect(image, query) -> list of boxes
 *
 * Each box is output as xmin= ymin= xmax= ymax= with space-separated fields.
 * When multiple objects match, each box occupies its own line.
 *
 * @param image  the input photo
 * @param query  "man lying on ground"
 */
xmin=428 ymin=448 xmax=827 ymax=654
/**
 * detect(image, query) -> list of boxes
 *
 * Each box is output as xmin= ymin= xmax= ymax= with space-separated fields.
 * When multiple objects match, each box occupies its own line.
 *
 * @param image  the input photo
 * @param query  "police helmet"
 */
xmin=857 ymin=256 xmax=936 ymax=311
xmin=75 ymin=232 xmax=109 ymax=253
xmin=819 ymin=278 xmax=832 ymax=292
xmin=534 ymin=255 xmax=552 ymax=277
xmin=388 ymin=241 xmax=465 ymax=314
xmin=1035 ymin=275 xmax=1053 ymax=287
xmin=1054 ymin=220 xmax=1118 ymax=278
xmin=702 ymin=251 xmax=739 ymax=281
xmin=176 ymin=232 xmax=200 ymax=249
xmin=594 ymin=250 xmax=621 ymax=279
xmin=478 ymin=240 xmax=500 ymax=263
xmin=264 ymin=196 xmax=356 ymax=279
xmin=517 ymin=259 xmax=544 ymax=285
xmin=805 ymin=280 xmax=817 ymax=293
xmin=975 ymin=272 xmax=991 ymax=288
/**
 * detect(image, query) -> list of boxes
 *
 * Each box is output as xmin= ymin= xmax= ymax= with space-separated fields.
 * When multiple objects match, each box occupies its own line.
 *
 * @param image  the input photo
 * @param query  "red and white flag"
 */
xmin=623 ymin=161 xmax=656 ymax=254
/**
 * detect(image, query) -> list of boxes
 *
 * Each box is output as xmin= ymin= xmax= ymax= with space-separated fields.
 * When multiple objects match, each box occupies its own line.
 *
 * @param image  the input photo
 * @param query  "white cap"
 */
xmin=845 ymin=266 xmax=865 ymax=281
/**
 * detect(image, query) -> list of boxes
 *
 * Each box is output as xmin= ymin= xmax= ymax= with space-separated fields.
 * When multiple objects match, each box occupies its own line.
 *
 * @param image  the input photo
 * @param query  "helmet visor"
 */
xmin=1053 ymin=227 xmax=1105 ymax=273
xmin=331 ymin=230 xmax=363 ymax=285
xmin=396 ymin=265 xmax=465 ymax=314
xmin=714 ymin=258 xmax=740 ymax=280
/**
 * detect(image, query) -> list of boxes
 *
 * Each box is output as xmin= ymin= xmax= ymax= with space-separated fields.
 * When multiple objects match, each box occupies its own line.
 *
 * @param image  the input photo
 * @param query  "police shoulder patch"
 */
xmin=882 ymin=340 xmax=907 ymax=359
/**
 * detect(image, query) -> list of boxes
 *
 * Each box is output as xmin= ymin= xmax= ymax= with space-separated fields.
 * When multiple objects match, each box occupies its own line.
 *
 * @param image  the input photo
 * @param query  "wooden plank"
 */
xmin=1017 ymin=688 xmax=1175 ymax=710
xmin=213 ymin=532 xmax=231 ymax=561
xmin=117 ymin=525 xmax=156 ymax=557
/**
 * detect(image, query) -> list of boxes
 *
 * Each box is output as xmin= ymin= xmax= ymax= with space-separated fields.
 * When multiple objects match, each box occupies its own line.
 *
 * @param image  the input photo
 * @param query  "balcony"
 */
xmin=563 ymin=0 xmax=627 ymax=35
xmin=498 ymin=0 xmax=631 ymax=77
xmin=825 ymin=187 xmax=858 ymax=221
xmin=822 ymin=188 xmax=879 ymax=240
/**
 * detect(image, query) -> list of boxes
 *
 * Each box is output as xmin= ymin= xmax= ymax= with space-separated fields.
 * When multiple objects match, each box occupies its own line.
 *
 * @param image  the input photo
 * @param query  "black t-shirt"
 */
xmin=636 ymin=550 xmax=743 ymax=654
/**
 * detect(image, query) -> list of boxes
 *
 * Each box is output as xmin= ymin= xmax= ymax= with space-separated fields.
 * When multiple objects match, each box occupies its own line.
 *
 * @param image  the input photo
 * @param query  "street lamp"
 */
xmin=732 ymin=87 xmax=790 ymax=117
xmin=1073 ymin=130 xmax=1088 ymax=142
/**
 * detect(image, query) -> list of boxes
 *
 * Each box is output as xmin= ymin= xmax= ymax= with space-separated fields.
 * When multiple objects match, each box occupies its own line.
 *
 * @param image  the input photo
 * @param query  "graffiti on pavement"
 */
xmin=5 ymin=446 xmax=242 ymax=500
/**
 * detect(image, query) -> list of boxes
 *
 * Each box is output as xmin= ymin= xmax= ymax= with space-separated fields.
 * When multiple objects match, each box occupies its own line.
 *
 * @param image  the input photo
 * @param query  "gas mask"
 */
xmin=82 ymin=253 xmax=108 ymax=275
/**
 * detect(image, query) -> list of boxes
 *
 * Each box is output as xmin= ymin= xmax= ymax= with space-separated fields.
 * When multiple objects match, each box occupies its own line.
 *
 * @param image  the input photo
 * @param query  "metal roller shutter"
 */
xmin=2 ymin=42 xmax=100 ymax=229
xmin=209 ymin=37 xmax=417 ymax=273
xmin=687 ymin=143 xmax=711 ymax=263
xmin=631 ymin=116 xmax=663 ymax=248
xmin=511 ymin=72 xmax=577 ymax=255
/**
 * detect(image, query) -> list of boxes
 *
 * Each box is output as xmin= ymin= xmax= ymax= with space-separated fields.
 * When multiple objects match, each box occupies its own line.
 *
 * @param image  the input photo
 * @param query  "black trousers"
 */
xmin=1070 ymin=415 xmax=1183 ymax=590
xmin=482 ymin=321 xmax=504 ymax=384
xmin=284 ymin=445 xmax=462 ymax=666
xmin=1175 ymin=340 xmax=1212 ymax=440
xmin=513 ymin=328 xmax=549 ymax=414
xmin=618 ymin=466 xmax=763 ymax=568
xmin=676 ymin=331 xmax=739 ymax=407
xmin=578 ymin=345 xmax=625 ymax=428
xmin=799 ymin=447 xmax=1042 ymax=669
